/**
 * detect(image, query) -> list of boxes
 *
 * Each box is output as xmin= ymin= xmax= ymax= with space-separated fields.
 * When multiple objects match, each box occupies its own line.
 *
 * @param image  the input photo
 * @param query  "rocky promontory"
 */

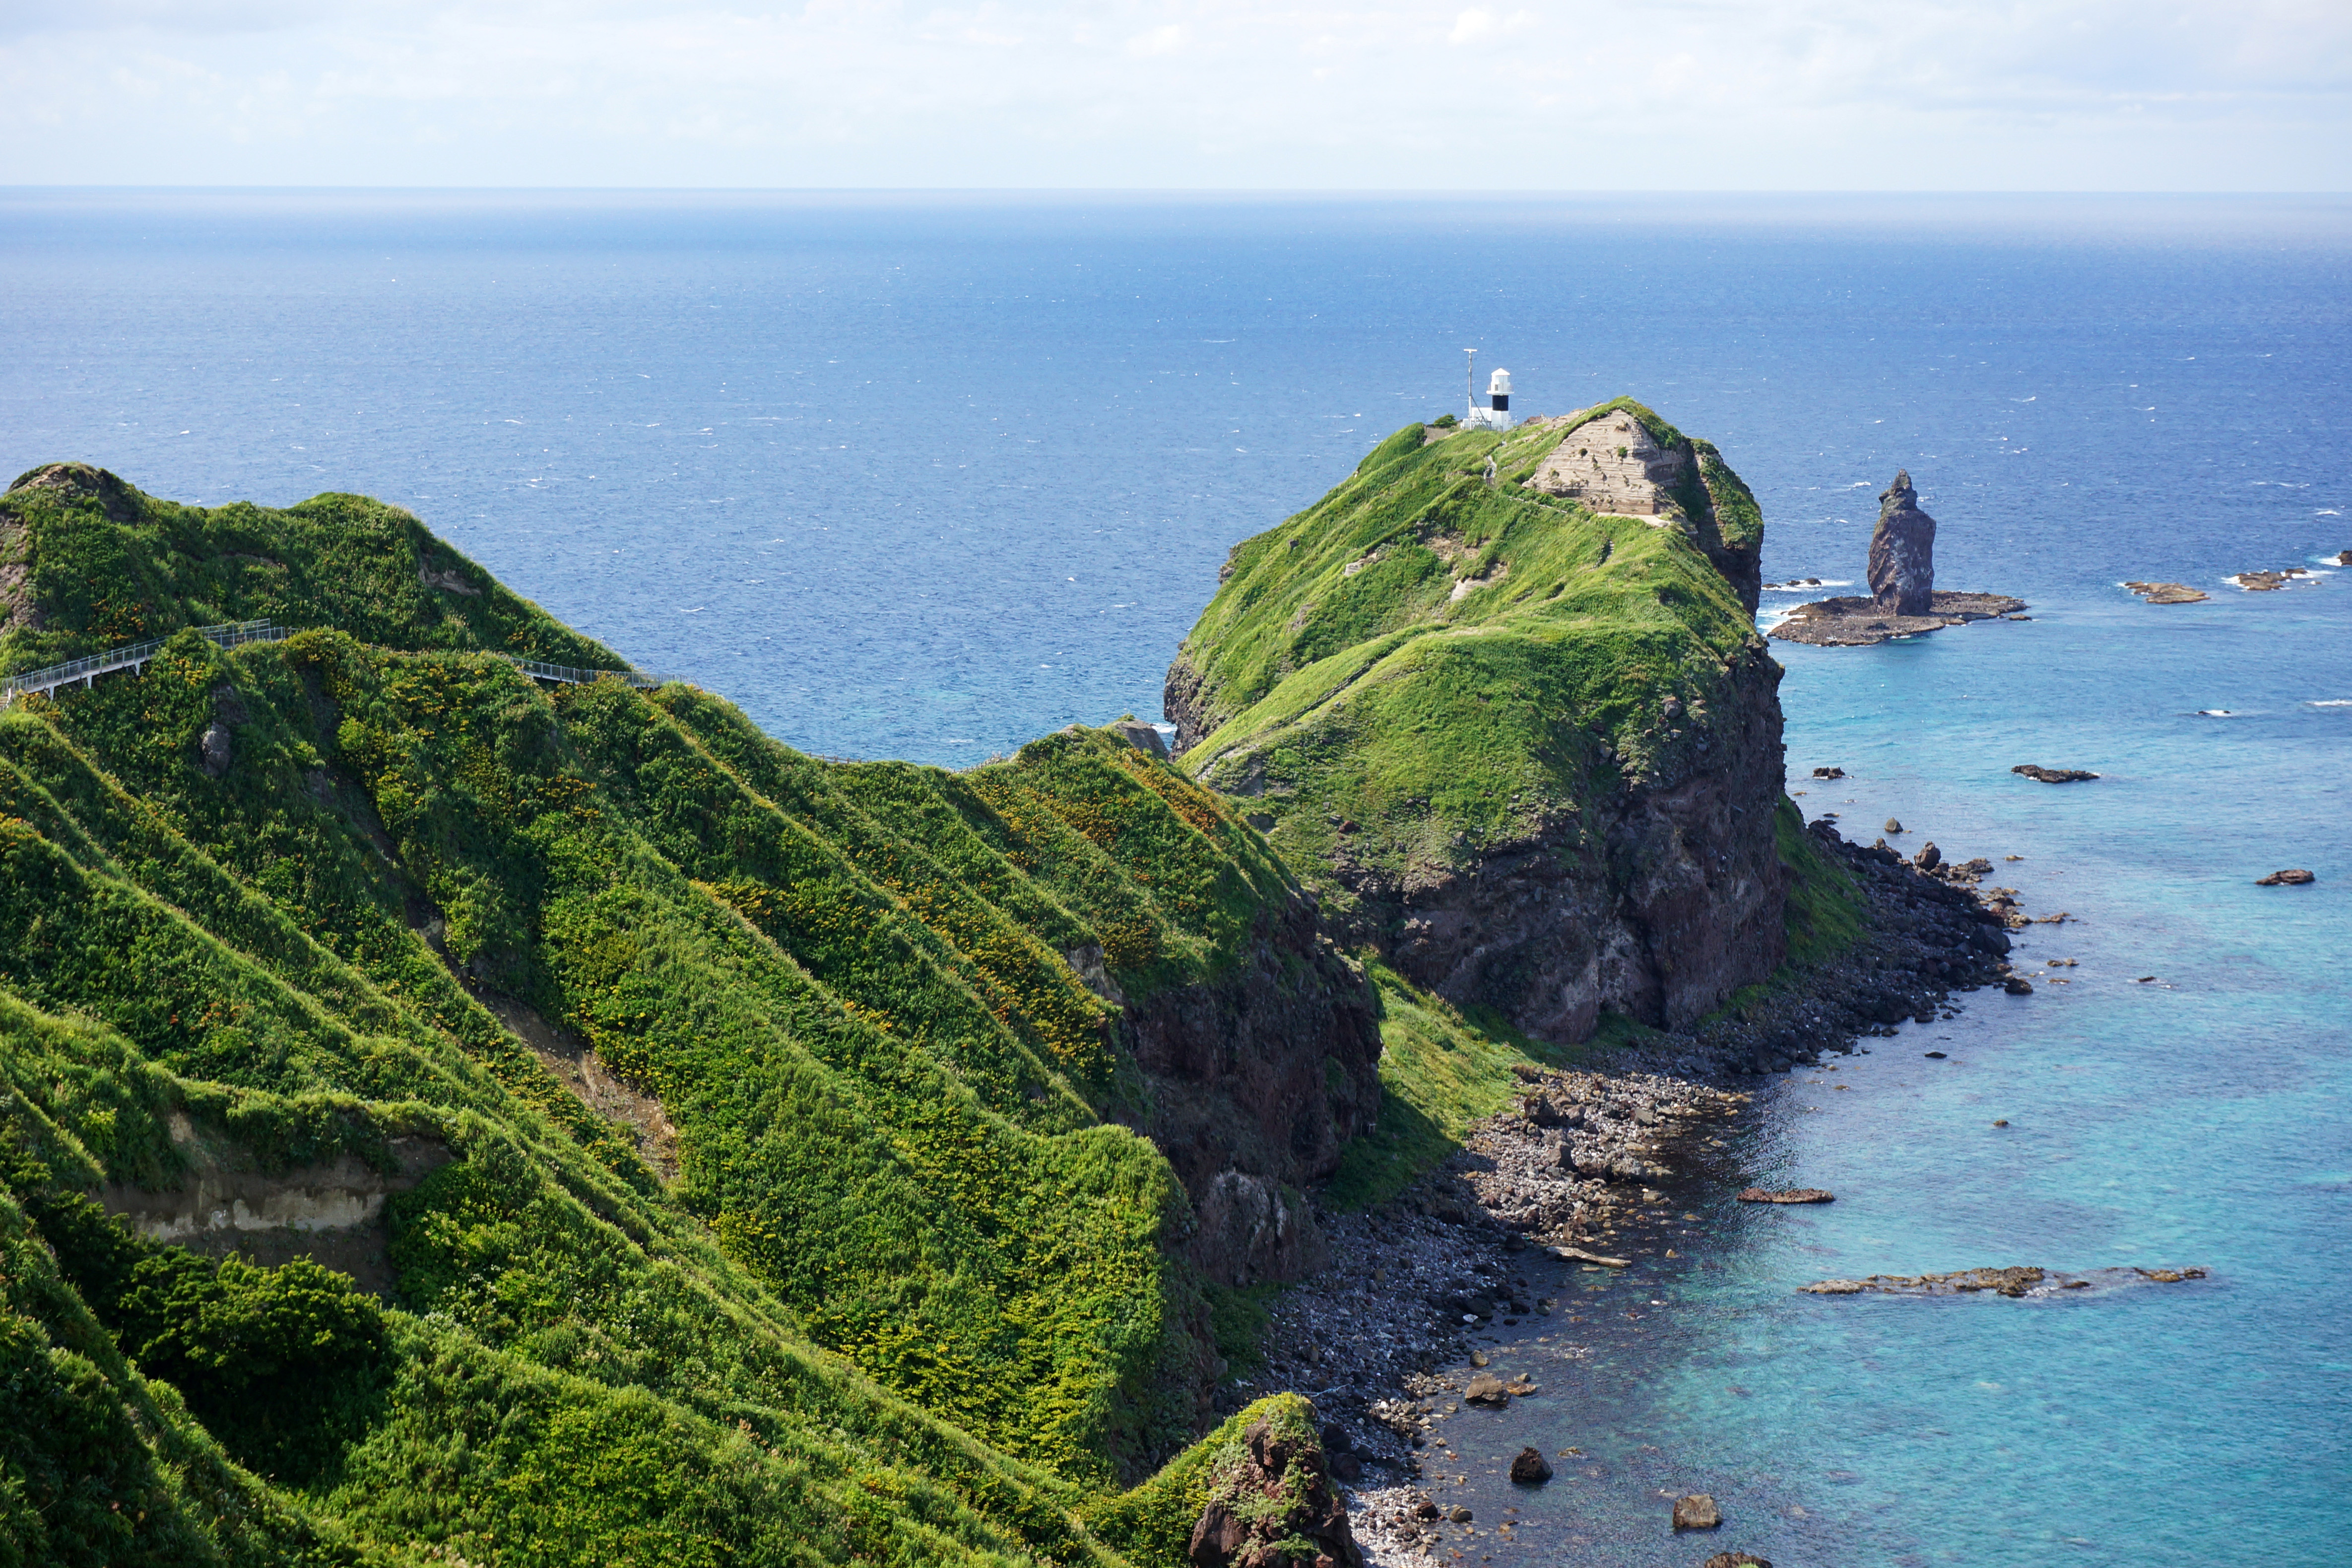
xmin=1165 ymin=402 xmax=1787 ymax=1043
xmin=1868 ymin=468 xmax=1936 ymax=615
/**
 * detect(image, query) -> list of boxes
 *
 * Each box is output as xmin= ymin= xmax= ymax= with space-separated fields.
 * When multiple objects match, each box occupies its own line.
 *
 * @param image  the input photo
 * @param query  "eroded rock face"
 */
xmin=1188 ymin=1410 xmax=1362 ymax=1568
xmin=101 ymin=1113 xmax=451 ymax=1296
xmin=1527 ymin=409 xmax=1690 ymax=518
xmin=1119 ymin=898 xmax=1383 ymax=1285
xmin=1868 ymin=469 xmax=1937 ymax=616
xmin=1372 ymin=642 xmax=1789 ymax=1038
xmin=1109 ymin=718 xmax=1170 ymax=758
xmin=1523 ymin=408 xmax=1763 ymax=616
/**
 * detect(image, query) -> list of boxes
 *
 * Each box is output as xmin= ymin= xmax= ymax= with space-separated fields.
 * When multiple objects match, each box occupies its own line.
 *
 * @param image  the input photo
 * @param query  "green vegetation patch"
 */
xmin=1174 ymin=412 xmax=1762 ymax=931
xmin=1776 ymin=796 xmax=1865 ymax=967
xmin=1320 ymin=962 xmax=1624 ymax=1211
xmin=1 ymin=463 xmax=617 ymax=675
xmin=0 ymin=457 xmax=1376 ymax=1554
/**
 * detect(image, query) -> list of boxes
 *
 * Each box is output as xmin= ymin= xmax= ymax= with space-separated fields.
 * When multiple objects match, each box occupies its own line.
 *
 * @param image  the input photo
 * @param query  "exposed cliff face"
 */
xmin=1524 ymin=399 xmax=1764 ymax=618
xmin=1112 ymin=895 xmax=1383 ymax=1284
xmin=1377 ymin=642 xmax=1788 ymax=1036
xmin=1167 ymin=405 xmax=1789 ymax=1042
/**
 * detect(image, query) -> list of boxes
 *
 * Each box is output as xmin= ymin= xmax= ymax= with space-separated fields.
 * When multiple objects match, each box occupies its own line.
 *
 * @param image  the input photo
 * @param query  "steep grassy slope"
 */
xmin=0 ymin=462 xmax=615 ymax=670
xmin=0 ymin=464 xmax=1372 ymax=1564
xmin=1166 ymin=406 xmax=1791 ymax=1041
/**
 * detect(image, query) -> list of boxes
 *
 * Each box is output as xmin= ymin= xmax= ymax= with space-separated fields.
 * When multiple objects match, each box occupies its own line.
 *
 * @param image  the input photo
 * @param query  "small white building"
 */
xmin=1464 ymin=367 xmax=1514 ymax=431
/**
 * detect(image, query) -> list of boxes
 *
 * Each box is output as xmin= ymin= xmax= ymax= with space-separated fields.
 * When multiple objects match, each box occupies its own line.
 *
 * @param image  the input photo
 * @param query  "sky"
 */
xmin=0 ymin=0 xmax=2346 ymax=190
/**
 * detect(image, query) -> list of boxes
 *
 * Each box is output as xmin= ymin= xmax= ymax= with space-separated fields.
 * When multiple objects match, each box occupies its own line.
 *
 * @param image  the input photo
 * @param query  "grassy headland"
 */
xmin=0 ymin=463 xmax=1368 ymax=1565
xmin=1167 ymin=407 xmax=1801 ymax=1041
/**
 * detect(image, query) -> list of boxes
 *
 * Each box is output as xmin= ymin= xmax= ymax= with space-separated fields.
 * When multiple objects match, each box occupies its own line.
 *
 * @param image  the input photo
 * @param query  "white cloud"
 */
xmin=1449 ymin=7 xmax=1496 ymax=44
xmin=0 ymin=0 xmax=2344 ymax=186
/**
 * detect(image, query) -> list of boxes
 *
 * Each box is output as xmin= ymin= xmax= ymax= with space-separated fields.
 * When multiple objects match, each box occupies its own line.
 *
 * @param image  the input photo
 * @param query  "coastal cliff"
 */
xmin=1165 ymin=401 xmax=1788 ymax=1040
xmin=0 ymin=462 xmax=1372 ymax=1564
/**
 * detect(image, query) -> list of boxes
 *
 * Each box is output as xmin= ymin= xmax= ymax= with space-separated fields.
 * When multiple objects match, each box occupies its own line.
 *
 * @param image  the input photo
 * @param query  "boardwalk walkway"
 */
xmin=2 ymin=623 xmax=663 ymax=706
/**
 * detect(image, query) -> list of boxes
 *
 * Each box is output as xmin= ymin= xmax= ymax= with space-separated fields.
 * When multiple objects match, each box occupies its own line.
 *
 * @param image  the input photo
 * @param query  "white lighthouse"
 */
xmin=1464 ymin=361 xmax=1515 ymax=432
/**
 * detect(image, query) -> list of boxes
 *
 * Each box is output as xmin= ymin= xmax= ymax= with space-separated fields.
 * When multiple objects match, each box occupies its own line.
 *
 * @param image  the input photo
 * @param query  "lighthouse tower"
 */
xmin=1465 ymin=364 xmax=1515 ymax=431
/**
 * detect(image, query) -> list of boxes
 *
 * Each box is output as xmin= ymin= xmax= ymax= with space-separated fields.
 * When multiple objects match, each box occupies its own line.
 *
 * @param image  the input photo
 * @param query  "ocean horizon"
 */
xmin=4 ymin=187 xmax=2345 ymax=1563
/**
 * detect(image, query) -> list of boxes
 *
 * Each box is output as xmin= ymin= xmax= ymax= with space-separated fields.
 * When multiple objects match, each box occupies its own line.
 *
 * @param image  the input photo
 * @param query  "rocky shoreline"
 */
xmin=1768 ymin=589 xmax=2026 ymax=646
xmin=1208 ymin=821 xmax=2031 ymax=1562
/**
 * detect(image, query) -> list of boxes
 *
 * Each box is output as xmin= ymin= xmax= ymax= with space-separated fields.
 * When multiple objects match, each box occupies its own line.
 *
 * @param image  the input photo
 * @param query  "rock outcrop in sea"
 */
xmin=1868 ymin=469 xmax=1936 ymax=615
xmin=1770 ymin=469 xmax=2025 ymax=646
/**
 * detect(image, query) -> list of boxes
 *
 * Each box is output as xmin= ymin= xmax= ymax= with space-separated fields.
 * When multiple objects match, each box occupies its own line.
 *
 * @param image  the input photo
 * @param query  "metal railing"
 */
xmin=1 ymin=620 xmax=288 ymax=702
xmin=508 ymin=656 xmax=668 ymax=689
xmin=2 ymin=622 xmax=665 ymax=705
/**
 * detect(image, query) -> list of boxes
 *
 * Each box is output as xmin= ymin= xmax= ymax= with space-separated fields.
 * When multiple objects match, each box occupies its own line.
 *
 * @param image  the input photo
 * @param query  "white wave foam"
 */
xmin=2311 ymin=699 xmax=2352 ymax=708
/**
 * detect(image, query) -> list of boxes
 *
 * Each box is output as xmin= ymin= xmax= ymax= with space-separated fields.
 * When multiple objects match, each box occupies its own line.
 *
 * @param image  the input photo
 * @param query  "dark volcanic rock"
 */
xmin=1109 ymin=718 xmax=1169 ymax=758
xmin=1915 ymin=841 xmax=1942 ymax=871
xmin=197 ymin=722 xmax=232 ymax=777
xmin=1770 ymin=589 xmax=2025 ymax=646
xmin=1509 ymin=1446 xmax=1553 ymax=1484
xmin=2012 ymin=765 xmax=2099 ymax=783
xmin=1116 ymin=896 xmax=1384 ymax=1285
xmin=2255 ymin=868 xmax=2315 ymax=886
xmin=1188 ymin=1411 xmax=1362 ymax=1568
xmin=1737 ymin=1187 xmax=1834 ymax=1204
xmin=1868 ymin=469 xmax=1937 ymax=615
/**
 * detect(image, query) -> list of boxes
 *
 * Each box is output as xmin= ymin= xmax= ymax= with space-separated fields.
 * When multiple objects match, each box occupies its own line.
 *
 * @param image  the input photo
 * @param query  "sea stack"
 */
xmin=1869 ymin=469 xmax=1936 ymax=615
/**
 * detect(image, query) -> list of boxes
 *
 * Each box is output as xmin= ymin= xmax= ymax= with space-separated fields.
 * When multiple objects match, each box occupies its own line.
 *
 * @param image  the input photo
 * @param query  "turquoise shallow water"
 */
xmin=1 ymin=190 xmax=2346 ymax=1562
xmin=1421 ymin=583 xmax=2351 ymax=1565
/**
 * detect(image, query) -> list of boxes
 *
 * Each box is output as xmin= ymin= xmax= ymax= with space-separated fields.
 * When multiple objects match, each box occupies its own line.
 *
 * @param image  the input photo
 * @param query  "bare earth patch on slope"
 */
xmin=478 ymin=989 xmax=682 ymax=1182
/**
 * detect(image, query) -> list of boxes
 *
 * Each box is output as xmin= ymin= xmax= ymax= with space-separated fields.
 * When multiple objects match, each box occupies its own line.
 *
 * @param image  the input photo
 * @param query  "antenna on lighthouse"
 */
xmin=1460 ymin=350 xmax=1515 ymax=432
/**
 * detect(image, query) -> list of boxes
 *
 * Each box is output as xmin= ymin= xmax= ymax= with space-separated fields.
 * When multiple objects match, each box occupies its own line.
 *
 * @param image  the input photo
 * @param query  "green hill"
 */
xmin=0 ymin=464 xmax=1370 ymax=1566
xmin=1163 ymin=405 xmax=1796 ymax=1041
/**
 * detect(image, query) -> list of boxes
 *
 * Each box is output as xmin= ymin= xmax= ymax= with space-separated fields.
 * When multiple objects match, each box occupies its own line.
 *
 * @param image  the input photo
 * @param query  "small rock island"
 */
xmin=1771 ymin=470 xmax=2025 ymax=646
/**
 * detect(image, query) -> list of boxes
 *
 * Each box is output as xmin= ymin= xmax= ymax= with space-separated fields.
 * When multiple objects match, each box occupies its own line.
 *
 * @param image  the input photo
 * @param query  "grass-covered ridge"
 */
xmin=0 ymin=461 xmax=618 ymax=674
xmin=0 ymin=464 xmax=1366 ymax=1562
xmin=1169 ymin=408 xmax=1766 ymax=931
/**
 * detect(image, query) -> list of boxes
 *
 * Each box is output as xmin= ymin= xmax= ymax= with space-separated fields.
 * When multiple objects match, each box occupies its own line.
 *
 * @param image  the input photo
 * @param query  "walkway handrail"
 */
xmin=507 ymin=656 xmax=668 ymax=689
xmin=1 ymin=620 xmax=287 ymax=702
xmin=2 ymin=619 xmax=664 ymax=705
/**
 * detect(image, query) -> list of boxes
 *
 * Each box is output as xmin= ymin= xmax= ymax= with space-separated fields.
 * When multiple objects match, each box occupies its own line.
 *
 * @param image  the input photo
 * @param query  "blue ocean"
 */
xmin=3 ymin=189 xmax=2346 ymax=1564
